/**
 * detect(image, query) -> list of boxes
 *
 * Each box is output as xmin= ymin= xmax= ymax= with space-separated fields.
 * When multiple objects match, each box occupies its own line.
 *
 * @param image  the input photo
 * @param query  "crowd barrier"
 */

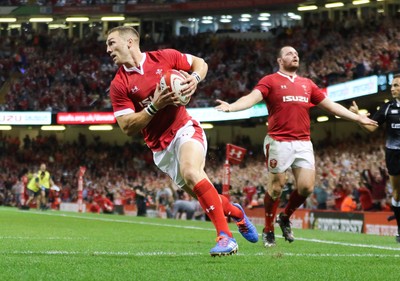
xmin=246 ymin=208 xmax=398 ymax=236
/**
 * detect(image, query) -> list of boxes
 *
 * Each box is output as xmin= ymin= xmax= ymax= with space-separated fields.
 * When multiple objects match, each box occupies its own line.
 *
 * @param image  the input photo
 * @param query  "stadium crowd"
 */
xmin=1 ymin=14 xmax=399 ymax=111
xmin=0 ymin=129 xmax=393 ymax=216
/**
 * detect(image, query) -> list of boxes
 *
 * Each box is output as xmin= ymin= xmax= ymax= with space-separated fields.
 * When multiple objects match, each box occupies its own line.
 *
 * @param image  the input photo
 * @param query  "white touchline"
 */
xmin=3 ymin=208 xmax=400 ymax=252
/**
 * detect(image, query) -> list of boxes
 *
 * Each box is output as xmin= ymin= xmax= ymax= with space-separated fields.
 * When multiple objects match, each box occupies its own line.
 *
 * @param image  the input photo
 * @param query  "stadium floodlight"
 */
xmin=297 ymin=5 xmax=318 ymax=11
xmin=66 ymin=17 xmax=89 ymax=22
xmin=325 ymin=2 xmax=344 ymax=8
xmin=0 ymin=125 xmax=12 ymax=130
xmin=8 ymin=24 xmax=21 ymax=29
xmin=200 ymin=123 xmax=214 ymax=129
xmin=123 ymin=22 xmax=140 ymax=27
xmin=29 ymin=17 xmax=53 ymax=22
xmin=88 ymin=125 xmax=113 ymax=131
xmin=220 ymin=15 xmax=232 ymax=23
xmin=101 ymin=16 xmax=125 ymax=21
xmin=317 ymin=116 xmax=329 ymax=122
xmin=41 ymin=125 xmax=66 ymax=131
xmin=0 ymin=18 xmax=17 ymax=22
xmin=259 ymin=13 xmax=270 ymax=17
xmin=352 ymin=0 xmax=370 ymax=4
xmin=49 ymin=24 xmax=68 ymax=29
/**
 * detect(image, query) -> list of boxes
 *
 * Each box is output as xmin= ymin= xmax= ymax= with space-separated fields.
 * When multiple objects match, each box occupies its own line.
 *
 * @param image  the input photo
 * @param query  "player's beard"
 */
xmin=283 ymin=63 xmax=298 ymax=73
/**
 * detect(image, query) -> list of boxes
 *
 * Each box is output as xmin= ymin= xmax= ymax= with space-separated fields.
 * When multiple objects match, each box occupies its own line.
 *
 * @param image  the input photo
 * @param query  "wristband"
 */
xmin=145 ymin=102 xmax=158 ymax=116
xmin=144 ymin=107 xmax=154 ymax=116
xmin=149 ymin=102 xmax=158 ymax=112
xmin=191 ymin=72 xmax=201 ymax=83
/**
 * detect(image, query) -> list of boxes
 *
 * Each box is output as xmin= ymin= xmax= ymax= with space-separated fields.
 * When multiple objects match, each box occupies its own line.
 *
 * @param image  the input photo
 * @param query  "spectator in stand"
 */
xmin=333 ymin=183 xmax=347 ymax=211
xmin=15 ymin=168 xmax=28 ymax=208
xmin=312 ymin=177 xmax=328 ymax=210
xmin=341 ymin=191 xmax=357 ymax=212
xmin=88 ymin=198 xmax=101 ymax=214
xmin=350 ymin=74 xmax=400 ymax=243
xmin=95 ymin=193 xmax=114 ymax=214
xmin=356 ymin=180 xmax=375 ymax=211
xmin=155 ymin=183 xmax=174 ymax=219
xmin=361 ymin=165 xmax=388 ymax=210
xmin=105 ymin=26 xmax=258 ymax=256
xmin=172 ymin=198 xmax=198 ymax=220
xmin=215 ymin=45 xmax=377 ymax=248
xmin=134 ymin=185 xmax=147 ymax=217
xmin=243 ymin=180 xmax=257 ymax=208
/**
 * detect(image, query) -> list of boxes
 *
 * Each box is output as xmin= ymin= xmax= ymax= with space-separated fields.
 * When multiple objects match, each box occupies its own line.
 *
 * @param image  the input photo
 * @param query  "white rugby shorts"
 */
xmin=263 ymin=135 xmax=315 ymax=173
xmin=153 ymin=120 xmax=207 ymax=188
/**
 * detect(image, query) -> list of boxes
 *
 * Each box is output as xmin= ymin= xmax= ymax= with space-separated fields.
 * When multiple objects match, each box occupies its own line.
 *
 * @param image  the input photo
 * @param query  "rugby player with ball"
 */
xmin=106 ymin=26 xmax=258 ymax=256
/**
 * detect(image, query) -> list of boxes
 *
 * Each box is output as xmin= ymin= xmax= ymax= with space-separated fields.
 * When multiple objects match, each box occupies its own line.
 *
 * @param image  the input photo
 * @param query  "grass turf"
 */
xmin=1 ymin=206 xmax=400 ymax=281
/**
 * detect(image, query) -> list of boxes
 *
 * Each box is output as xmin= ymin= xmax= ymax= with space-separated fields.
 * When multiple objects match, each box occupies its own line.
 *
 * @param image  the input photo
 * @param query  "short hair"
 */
xmin=107 ymin=26 xmax=140 ymax=42
xmin=393 ymin=73 xmax=400 ymax=79
xmin=278 ymin=46 xmax=294 ymax=58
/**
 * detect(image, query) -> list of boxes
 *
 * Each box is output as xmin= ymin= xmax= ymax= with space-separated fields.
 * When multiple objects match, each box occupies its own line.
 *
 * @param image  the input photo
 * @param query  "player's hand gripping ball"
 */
xmin=160 ymin=69 xmax=190 ymax=105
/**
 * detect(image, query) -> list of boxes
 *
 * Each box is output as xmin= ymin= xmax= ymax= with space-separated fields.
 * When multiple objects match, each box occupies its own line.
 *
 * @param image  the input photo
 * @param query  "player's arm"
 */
xmin=180 ymin=55 xmax=208 ymax=98
xmin=215 ymin=89 xmax=263 ymax=112
xmin=116 ymin=110 xmax=154 ymax=136
xmin=348 ymin=101 xmax=379 ymax=133
xmin=317 ymin=98 xmax=378 ymax=128
xmin=116 ymin=84 xmax=176 ymax=136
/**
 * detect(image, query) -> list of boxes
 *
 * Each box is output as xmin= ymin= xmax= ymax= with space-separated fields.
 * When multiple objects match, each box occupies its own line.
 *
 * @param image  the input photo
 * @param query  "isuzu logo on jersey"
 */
xmin=139 ymin=97 xmax=154 ymax=108
xmin=282 ymin=96 xmax=309 ymax=102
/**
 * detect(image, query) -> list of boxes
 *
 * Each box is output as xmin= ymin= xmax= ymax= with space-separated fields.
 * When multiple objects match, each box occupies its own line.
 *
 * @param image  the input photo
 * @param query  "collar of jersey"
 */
xmin=123 ymin=53 xmax=146 ymax=74
xmin=277 ymin=71 xmax=297 ymax=82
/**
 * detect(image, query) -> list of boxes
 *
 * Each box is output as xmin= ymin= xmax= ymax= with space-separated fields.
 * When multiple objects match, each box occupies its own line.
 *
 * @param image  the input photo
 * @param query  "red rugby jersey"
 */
xmin=254 ymin=71 xmax=326 ymax=141
xmin=110 ymin=49 xmax=194 ymax=151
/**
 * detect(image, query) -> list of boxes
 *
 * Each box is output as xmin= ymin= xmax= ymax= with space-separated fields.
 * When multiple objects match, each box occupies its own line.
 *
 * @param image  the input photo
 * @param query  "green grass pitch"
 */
xmin=1 ymin=207 xmax=400 ymax=281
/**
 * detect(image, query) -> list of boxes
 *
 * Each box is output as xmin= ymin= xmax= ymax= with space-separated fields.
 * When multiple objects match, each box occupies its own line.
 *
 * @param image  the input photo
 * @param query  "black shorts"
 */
xmin=42 ymin=188 xmax=50 ymax=197
xmin=386 ymin=148 xmax=400 ymax=175
xmin=27 ymin=189 xmax=40 ymax=197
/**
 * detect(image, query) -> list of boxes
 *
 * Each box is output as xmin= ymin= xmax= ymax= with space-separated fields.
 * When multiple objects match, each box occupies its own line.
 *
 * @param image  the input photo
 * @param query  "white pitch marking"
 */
xmin=1 ymin=250 xmax=400 ymax=258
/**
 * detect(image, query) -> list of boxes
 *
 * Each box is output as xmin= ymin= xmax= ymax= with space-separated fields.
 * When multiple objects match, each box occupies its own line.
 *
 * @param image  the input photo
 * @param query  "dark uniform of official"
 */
xmin=373 ymin=100 xmax=400 ymax=175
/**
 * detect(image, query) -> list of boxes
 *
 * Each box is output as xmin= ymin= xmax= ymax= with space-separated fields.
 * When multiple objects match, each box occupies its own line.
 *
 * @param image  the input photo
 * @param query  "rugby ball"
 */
xmin=160 ymin=69 xmax=190 ymax=105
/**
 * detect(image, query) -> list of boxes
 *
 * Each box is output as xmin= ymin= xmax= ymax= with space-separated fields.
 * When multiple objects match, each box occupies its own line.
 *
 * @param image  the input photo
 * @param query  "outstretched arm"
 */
xmin=317 ymin=98 xmax=378 ymax=128
xmin=348 ymin=101 xmax=379 ymax=132
xmin=215 ymin=89 xmax=263 ymax=112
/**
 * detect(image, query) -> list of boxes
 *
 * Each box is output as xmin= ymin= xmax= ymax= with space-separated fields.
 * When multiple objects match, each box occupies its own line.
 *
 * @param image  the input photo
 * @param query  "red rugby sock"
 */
xmin=219 ymin=195 xmax=243 ymax=219
xmin=193 ymin=179 xmax=232 ymax=237
xmin=264 ymin=192 xmax=280 ymax=233
xmin=284 ymin=189 xmax=307 ymax=217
